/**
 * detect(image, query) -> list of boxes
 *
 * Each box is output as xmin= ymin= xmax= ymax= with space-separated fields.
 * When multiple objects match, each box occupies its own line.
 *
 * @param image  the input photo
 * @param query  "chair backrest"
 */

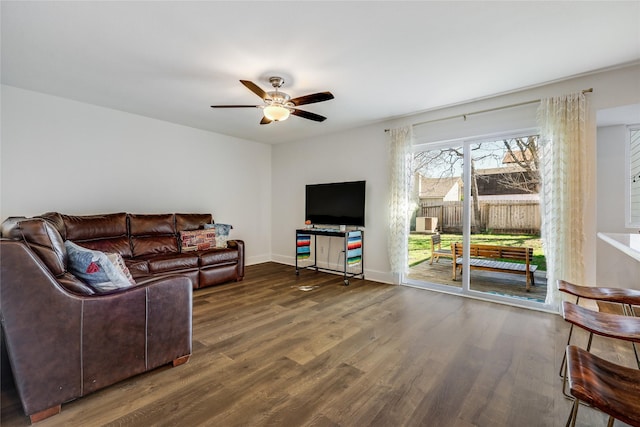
xmin=431 ymin=234 xmax=441 ymax=248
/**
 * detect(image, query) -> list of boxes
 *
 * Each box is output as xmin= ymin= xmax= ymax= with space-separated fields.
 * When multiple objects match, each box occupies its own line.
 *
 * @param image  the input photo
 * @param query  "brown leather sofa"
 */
xmin=15 ymin=212 xmax=245 ymax=290
xmin=0 ymin=212 xmax=244 ymax=422
xmin=0 ymin=219 xmax=193 ymax=423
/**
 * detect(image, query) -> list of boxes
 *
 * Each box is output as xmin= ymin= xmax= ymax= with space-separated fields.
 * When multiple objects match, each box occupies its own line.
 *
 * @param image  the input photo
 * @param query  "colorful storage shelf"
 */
xmin=296 ymin=234 xmax=311 ymax=260
xmin=295 ymin=228 xmax=364 ymax=285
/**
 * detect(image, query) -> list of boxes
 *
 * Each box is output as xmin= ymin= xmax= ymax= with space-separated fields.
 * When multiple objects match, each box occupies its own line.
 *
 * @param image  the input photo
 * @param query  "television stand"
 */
xmin=295 ymin=228 xmax=364 ymax=285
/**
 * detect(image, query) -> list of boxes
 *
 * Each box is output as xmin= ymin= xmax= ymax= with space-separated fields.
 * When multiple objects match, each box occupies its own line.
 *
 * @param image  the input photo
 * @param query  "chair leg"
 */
xmin=559 ymin=324 xmax=575 ymax=377
xmin=607 ymin=416 xmax=615 ymax=427
xmin=560 ymin=296 xmax=581 ymax=378
xmin=565 ymin=398 xmax=580 ymax=427
xmin=562 ymin=360 xmax=571 ymax=398
xmin=586 ymin=332 xmax=593 ymax=352
xmin=621 ymin=304 xmax=640 ymax=368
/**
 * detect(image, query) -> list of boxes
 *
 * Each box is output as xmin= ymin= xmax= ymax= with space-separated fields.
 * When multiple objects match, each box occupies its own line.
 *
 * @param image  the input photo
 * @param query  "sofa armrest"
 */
xmin=1 ymin=239 xmax=83 ymax=416
xmin=0 ymin=239 xmax=192 ymax=417
xmin=80 ymin=274 xmax=192 ymax=393
xmin=227 ymin=239 xmax=245 ymax=279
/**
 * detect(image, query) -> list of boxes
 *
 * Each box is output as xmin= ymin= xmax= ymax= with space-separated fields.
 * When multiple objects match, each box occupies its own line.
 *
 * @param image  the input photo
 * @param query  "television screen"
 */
xmin=305 ymin=180 xmax=366 ymax=227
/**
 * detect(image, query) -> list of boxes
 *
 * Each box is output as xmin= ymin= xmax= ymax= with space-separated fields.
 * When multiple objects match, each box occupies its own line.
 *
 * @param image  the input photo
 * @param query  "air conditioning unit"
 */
xmin=416 ymin=217 xmax=438 ymax=233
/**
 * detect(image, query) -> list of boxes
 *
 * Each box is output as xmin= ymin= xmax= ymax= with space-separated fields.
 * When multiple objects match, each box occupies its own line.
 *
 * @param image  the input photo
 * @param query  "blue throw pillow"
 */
xmin=204 ymin=223 xmax=233 ymax=248
xmin=65 ymin=241 xmax=134 ymax=292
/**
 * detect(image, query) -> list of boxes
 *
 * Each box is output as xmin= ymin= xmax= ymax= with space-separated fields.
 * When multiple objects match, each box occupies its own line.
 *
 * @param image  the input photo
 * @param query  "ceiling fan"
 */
xmin=211 ymin=77 xmax=334 ymax=125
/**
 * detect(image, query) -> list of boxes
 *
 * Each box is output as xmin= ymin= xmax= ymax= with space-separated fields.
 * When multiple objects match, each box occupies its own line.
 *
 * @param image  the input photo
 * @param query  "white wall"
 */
xmin=271 ymin=63 xmax=640 ymax=286
xmin=595 ymin=125 xmax=640 ymax=289
xmin=271 ymin=124 xmax=392 ymax=283
xmin=1 ymin=85 xmax=272 ymax=265
xmin=597 ymin=125 xmax=633 ymax=234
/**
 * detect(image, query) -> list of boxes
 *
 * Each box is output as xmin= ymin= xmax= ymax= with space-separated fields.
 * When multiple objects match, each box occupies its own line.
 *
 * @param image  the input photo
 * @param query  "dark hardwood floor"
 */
xmin=1 ymin=262 xmax=635 ymax=426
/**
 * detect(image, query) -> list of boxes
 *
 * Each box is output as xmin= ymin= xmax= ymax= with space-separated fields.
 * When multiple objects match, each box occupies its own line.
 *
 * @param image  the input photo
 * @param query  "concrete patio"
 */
xmin=407 ymin=258 xmax=548 ymax=302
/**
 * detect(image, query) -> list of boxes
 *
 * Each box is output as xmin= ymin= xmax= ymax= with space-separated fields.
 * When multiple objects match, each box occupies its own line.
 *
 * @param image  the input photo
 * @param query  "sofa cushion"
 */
xmin=1 ymin=216 xmax=27 ymax=239
xmin=124 ymin=258 xmax=149 ymax=278
xmin=58 ymin=272 xmax=96 ymax=295
xmin=16 ymin=219 xmax=67 ymax=277
xmin=62 ymin=213 xmax=132 ymax=257
xmin=71 ymin=236 xmax=132 ymax=258
xmin=131 ymin=236 xmax=178 ymax=257
xmin=145 ymin=253 xmax=199 ymax=273
xmin=198 ymin=248 xmax=239 ymax=266
xmin=37 ymin=212 xmax=66 ymax=239
xmin=63 ymin=213 xmax=128 ymax=240
xmin=64 ymin=241 xmax=134 ymax=292
xmin=180 ymin=229 xmax=216 ymax=252
xmin=175 ymin=213 xmax=213 ymax=232
xmin=129 ymin=214 xmax=175 ymax=236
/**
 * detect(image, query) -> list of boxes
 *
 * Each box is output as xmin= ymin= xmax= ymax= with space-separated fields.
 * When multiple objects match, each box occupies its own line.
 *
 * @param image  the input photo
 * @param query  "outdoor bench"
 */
xmin=452 ymin=243 xmax=537 ymax=291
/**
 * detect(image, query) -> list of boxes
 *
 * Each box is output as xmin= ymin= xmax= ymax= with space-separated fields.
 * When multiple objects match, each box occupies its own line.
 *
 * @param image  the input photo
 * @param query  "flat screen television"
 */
xmin=305 ymin=180 xmax=366 ymax=227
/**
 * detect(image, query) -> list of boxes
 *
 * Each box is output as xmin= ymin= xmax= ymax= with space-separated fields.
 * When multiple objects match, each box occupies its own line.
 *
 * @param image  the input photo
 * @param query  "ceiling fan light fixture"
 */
xmin=263 ymin=105 xmax=290 ymax=121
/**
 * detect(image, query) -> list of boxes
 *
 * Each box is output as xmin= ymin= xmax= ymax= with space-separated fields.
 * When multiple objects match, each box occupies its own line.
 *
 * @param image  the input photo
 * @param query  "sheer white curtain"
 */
xmin=388 ymin=126 xmax=415 ymax=280
xmin=537 ymin=92 xmax=588 ymax=309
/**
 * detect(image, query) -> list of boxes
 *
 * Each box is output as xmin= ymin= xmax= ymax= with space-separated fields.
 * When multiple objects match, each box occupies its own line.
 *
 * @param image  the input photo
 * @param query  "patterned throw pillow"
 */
xmin=64 ymin=241 xmax=135 ymax=292
xmin=180 ymin=229 xmax=216 ymax=252
xmin=204 ymin=223 xmax=233 ymax=248
xmin=106 ymin=253 xmax=137 ymax=286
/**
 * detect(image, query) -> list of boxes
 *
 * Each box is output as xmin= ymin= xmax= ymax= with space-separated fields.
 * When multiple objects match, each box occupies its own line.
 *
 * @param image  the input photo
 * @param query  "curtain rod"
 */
xmin=384 ymin=88 xmax=593 ymax=132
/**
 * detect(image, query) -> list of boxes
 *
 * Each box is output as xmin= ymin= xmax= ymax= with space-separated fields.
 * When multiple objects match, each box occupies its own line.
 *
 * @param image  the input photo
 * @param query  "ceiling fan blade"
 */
xmin=210 ymin=105 xmax=260 ymax=108
xmin=291 ymin=109 xmax=327 ymax=122
xmin=289 ymin=91 xmax=334 ymax=106
xmin=240 ymin=80 xmax=268 ymax=100
xmin=260 ymin=116 xmax=272 ymax=125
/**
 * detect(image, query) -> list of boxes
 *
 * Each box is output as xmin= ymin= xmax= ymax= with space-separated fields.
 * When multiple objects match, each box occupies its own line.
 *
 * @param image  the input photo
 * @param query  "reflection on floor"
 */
xmin=407 ymin=258 xmax=548 ymax=303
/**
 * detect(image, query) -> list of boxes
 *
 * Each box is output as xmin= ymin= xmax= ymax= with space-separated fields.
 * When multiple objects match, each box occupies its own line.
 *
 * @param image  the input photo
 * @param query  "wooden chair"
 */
xmin=429 ymin=233 xmax=453 ymax=265
xmin=560 ymin=301 xmax=640 ymax=398
xmin=558 ymin=280 xmax=640 ymax=377
xmin=565 ymin=345 xmax=640 ymax=427
xmin=559 ymin=280 xmax=640 ymax=316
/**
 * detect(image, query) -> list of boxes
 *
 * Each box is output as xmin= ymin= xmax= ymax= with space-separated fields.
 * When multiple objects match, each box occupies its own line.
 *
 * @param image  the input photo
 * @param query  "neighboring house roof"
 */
xmin=502 ymin=149 xmax=535 ymax=164
xmin=418 ymin=167 xmax=538 ymax=199
xmin=418 ymin=176 xmax=461 ymax=199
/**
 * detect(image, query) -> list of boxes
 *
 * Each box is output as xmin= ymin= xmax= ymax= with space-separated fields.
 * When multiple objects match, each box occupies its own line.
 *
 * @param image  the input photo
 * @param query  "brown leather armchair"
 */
xmin=0 ymin=219 xmax=192 ymax=423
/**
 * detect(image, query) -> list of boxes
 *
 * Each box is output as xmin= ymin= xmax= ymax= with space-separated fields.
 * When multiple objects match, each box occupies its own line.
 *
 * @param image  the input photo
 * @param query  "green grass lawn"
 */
xmin=408 ymin=233 xmax=546 ymax=271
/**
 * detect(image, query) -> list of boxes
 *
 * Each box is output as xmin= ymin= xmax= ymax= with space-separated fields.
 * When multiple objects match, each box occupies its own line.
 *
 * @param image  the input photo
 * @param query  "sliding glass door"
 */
xmin=408 ymin=142 xmax=464 ymax=291
xmin=406 ymin=133 xmax=546 ymax=308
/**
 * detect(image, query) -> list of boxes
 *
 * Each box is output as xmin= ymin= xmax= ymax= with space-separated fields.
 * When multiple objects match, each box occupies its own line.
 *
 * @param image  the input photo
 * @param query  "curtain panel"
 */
xmin=537 ymin=92 xmax=588 ymax=309
xmin=388 ymin=126 xmax=415 ymax=279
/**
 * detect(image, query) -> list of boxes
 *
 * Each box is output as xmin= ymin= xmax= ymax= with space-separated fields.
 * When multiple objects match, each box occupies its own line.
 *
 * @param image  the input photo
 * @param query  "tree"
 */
xmin=414 ymin=145 xmax=491 ymax=231
xmin=497 ymin=136 xmax=540 ymax=193
xmin=413 ymin=135 xmax=540 ymax=232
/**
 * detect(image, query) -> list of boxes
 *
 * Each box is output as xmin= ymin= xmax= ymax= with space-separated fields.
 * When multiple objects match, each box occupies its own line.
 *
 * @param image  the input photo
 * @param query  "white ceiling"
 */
xmin=2 ymin=1 xmax=639 ymax=144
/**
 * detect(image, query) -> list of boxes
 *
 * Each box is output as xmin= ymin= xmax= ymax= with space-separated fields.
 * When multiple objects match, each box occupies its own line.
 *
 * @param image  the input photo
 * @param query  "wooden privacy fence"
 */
xmin=417 ymin=200 xmax=541 ymax=234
